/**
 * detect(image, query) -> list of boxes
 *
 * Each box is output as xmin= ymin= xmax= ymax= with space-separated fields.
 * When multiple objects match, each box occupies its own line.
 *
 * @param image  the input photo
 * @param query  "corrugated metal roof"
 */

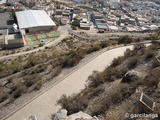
xmin=0 ymin=0 xmax=6 ymax=5
xmin=16 ymin=10 xmax=56 ymax=29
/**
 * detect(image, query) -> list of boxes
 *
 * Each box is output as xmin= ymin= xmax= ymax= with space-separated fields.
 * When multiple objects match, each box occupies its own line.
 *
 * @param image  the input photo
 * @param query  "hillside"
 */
xmin=57 ymin=41 xmax=160 ymax=120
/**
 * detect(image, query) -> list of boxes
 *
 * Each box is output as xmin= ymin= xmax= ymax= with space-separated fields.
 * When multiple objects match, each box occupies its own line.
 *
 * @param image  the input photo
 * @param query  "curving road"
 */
xmin=2 ymin=45 xmax=134 ymax=120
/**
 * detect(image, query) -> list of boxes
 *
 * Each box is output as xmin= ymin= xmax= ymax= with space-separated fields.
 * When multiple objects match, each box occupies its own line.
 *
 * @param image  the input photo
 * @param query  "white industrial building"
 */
xmin=16 ymin=10 xmax=56 ymax=34
xmin=0 ymin=0 xmax=6 ymax=5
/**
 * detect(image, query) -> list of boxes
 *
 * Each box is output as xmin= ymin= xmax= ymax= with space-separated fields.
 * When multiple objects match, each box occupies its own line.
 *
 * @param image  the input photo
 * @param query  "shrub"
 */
xmin=71 ymin=25 xmax=77 ymax=30
xmin=34 ymin=81 xmax=42 ymax=90
xmin=0 ymin=93 xmax=8 ymax=103
xmin=88 ymin=87 xmax=104 ymax=99
xmin=124 ymin=49 xmax=134 ymax=59
xmin=88 ymin=71 xmax=105 ymax=88
xmin=62 ymin=49 xmax=85 ymax=67
xmin=41 ymin=53 xmax=48 ymax=59
xmin=52 ymin=50 xmax=59 ymax=57
xmin=110 ymin=90 xmax=123 ymax=104
xmin=25 ymin=80 xmax=34 ymax=87
xmin=9 ymin=61 xmax=21 ymax=73
xmin=90 ymin=100 xmax=110 ymax=116
xmin=111 ymin=56 xmax=124 ymax=67
xmin=103 ymin=67 xmax=117 ymax=82
xmin=13 ymin=89 xmax=22 ymax=99
xmin=116 ymin=66 xmax=128 ymax=78
xmin=0 ymin=63 xmax=4 ymax=72
xmin=138 ymin=67 xmax=160 ymax=87
xmin=127 ymin=57 xmax=138 ymax=69
xmin=39 ymin=43 xmax=44 ymax=47
xmin=118 ymin=35 xmax=133 ymax=44
xmin=99 ymin=41 xmax=109 ymax=48
xmin=133 ymin=44 xmax=145 ymax=51
xmin=13 ymin=85 xmax=26 ymax=99
xmin=144 ymin=51 xmax=155 ymax=61
xmin=86 ymin=44 xmax=101 ymax=54
xmin=27 ymin=54 xmax=38 ymax=67
xmin=58 ymin=94 xmax=88 ymax=115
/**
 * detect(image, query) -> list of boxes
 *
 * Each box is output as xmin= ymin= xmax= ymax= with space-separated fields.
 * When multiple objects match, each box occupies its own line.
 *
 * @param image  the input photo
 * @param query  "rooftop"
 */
xmin=16 ymin=10 xmax=56 ymax=29
xmin=0 ymin=0 xmax=6 ymax=5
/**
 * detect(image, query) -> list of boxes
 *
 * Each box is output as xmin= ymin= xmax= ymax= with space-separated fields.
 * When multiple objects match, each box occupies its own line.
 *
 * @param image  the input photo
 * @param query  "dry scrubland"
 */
xmin=0 ymin=34 xmax=142 ymax=110
xmin=58 ymin=41 xmax=160 ymax=120
xmin=0 ymin=32 xmax=159 ymax=116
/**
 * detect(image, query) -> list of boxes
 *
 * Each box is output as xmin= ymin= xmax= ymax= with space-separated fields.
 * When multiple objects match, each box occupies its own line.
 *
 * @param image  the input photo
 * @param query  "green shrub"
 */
xmin=27 ymin=54 xmax=38 ymax=67
xmin=9 ymin=61 xmax=21 ymax=73
xmin=0 ymin=64 xmax=3 ymax=72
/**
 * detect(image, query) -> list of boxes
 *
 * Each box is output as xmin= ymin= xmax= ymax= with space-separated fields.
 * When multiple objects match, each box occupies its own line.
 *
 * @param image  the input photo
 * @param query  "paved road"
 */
xmin=4 ymin=45 xmax=133 ymax=120
xmin=0 ymin=25 xmax=69 ymax=61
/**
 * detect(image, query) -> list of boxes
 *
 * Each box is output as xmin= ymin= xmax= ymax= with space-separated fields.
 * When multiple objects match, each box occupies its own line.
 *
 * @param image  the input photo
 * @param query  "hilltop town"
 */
xmin=0 ymin=0 xmax=159 ymax=120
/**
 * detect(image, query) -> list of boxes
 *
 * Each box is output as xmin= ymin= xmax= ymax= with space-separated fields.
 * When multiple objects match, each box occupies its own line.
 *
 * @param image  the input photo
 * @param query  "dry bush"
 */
xmin=13 ymin=85 xmax=26 ymax=99
xmin=111 ymin=56 xmax=124 ymax=67
xmin=57 ymin=94 xmax=89 ymax=115
xmin=144 ymin=50 xmax=155 ymax=61
xmin=34 ymin=81 xmax=43 ymax=90
xmin=87 ymin=95 xmax=111 ymax=116
xmin=0 ymin=92 xmax=8 ymax=103
xmin=88 ymin=86 xmax=105 ymax=99
xmin=116 ymin=65 xmax=129 ymax=78
xmin=62 ymin=49 xmax=86 ymax=67
xmin=88 ymin=67 xmax=118 ymax=88
xmin=150 ymin=41 xmax=160 ymax=50
xmin=105 ymin=111 xmax=121 ymax=120
xmin=110 ymin=89 xmax=123 ymax=104
xmin=26 ymin=54 xmax=39 ymax=67
xmin=0 ymin=63 xmax=4 ymax=72
xmin=99 ymin=41 xmax=112 ymax=48
xmin=25 ymin=79 xmax=34 ymax=88
xmin=124 ymin=48 xmax=134 ymax=59
xmin=131 ymin=101 xmax=149 ymax=114
xmin=103 ymin=67 xmax=118 ymax=82
xmin=127 ymin=57 xmax=138 ymax=69
xmin=88 ymin=71 xmax=105 ymax=88
xmin=86 ymin=44 xmax=101 ymax=54
xmin=118 ymin=35 xmax=133 ymax=44
xmin=134 ymin=44 xmax=146 ymax=51
xmin=89 ymin=99 xmax=110 ymax=116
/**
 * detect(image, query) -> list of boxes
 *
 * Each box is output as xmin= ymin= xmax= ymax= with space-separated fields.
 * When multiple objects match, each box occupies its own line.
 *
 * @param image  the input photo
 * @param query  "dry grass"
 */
xmin=57 ymin=42 xmax=160 ymax=117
